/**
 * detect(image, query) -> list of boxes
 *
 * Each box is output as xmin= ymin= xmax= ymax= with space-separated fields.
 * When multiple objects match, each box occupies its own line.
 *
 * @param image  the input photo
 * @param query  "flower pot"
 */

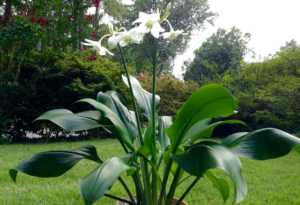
xmin=115 ymin=195 xmax=188 ymax=205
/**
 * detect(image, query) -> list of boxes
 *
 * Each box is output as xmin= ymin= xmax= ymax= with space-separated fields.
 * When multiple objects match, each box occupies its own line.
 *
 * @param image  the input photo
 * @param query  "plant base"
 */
xmin=115 ymin=195 xmax=188 ymax=205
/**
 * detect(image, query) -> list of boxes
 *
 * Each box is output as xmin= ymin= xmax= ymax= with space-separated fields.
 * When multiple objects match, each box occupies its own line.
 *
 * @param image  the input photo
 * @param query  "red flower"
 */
xmin=0 ymin=109 xmax=2 ymax=113
xmin=3 ymin=93 xmax=8 ymax=98
xmin=88 ymin=55 xmax=97 ymax=61
xmin=90 ymin=33 xmax=96 ymax=38
xmin=37 ymin=16 xmax=47 ymax=26
xmin=91 ymin=0 xmax=101 ymax=7
xmin=45 ymin=19 xmax=50 ymax=26
xmin=28 ymin=15 xmax=35 ymax=22
xmin=68 ymin=15 xmax=71 ymax=21
xmin=86 ymin=14 xmax=94 ymax=21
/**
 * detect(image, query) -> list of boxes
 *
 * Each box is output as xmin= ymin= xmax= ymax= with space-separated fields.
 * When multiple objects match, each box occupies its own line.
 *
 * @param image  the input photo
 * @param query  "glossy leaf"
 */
xmin=205 ymin=170 xmax=230 ymax=203
xmin=171 ymin=141 xmax=247 ymax=205
xmin=165 ymin=84 xmax=238 ymax=149
xmin=122 ymin=75 xmax=160 ymax=121
xmin=9 ymin=145 xmax=102 ymax=182
xmin=78 ymin=98 xmax=135 ymax=151
xmin=222 ymin=128 xmax=300 ymax=160
xmin=34 ymin=109 xmax=108 ymax=131
xmin=97 ymin=91 xmax=138 ymax=141
xmin=79 ymin=157 xmax=136 ymax=205
xmin=157 ymin=116 xmax=173 ymax=153
xmin=183 ymin=120 xmax=246 ymax=145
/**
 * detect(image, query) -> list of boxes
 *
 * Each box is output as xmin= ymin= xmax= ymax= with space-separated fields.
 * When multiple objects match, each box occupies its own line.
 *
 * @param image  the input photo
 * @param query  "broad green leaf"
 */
xmin=181 ymin=118 xmax=211 ymax=145
xmin=222 ymin=128 xmax=300 ymax=160
xmin=157 ymin=116 xmax=173 ymax=153
xmin=205 ymin=170 xmax=230 ymax=203
xmin=122 ymin=75 xmax=160 ymax=121
xmin=34 ymin=109 xmax=107 ymax=131
xmin=78 ymin=99 xmax=135 ymax=151
xmin=9 ymin=145 xmax=102 ymax=182
xmin=183 ymin=120 xmax=246 ymax=145
xmin=97 ymin=91 xmax=138 ymax=142
xmin=171 ymin=141 xmax=247 ymax=205
xmin=165 ymin=84 xmax=238 ymax=149
xmin=79 ymin=157 xmax=136 ymax=205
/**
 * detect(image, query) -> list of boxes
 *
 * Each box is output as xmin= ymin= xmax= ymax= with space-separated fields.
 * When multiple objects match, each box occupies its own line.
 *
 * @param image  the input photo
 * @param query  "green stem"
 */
xmin=165 ymin=167 xmax=182 ymax=205
xmin=175 ymin=176 xmax=202 ymax=205
xmin=132 ymin=172 xmax=143 ymax=205
xmin=158 ymin=159 xmax=172 ymax=205
xmin=118 ymin=44 xmax=144 ymax=147
xmin=177 ymin=175 xmax=192 ymax=187
xmin=118 ymin=177 xmax=137 ymax=205
xmin=159 ymin=109 xmax=196 ymax=204
xmin=118 ymin=44 xmax=151 ymax=204
xmin=141 ymin=160 xmax=152 ymax=205
xmin=152 ymin=38 xmax=158 ymax=204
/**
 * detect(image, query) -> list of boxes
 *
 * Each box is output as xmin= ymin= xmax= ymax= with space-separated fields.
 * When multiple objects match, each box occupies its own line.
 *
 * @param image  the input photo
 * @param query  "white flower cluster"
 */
xmin=82 ymin=4 xmax=187 ymax=56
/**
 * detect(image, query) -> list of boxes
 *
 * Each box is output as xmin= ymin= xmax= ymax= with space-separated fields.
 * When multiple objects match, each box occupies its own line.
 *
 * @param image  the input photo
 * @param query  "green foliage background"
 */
xmin=196 ymin=48 xmax=300 ymax=133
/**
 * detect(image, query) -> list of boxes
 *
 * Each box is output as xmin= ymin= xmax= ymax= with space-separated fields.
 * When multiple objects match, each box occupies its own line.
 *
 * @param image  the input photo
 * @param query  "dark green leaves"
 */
xmin=78 ymin=98 xmax=135 ymax=151
xmin=205 ymin=170 xmax=230 ymax=203
xmin=222 ymin=128 xmax=300 ymax=160
xmin=9 ymin=145 xmax=102 ymax=182
xmin=165 ymin=84 xmax=238 ymax=149
xmin=183 ymin=120 xmax=246 ymax=145
xmin=171 ymin=141 xmax=247 ymax=205
xmin=122 ymin=75 xmax=160 ymax=121
xmin=79 ymin=157 xmax=136 ymax=205
xmin=97 ymin=91 xmax=138 ymax=141
xmin=34 ymin=109 xmax=107 ymax=132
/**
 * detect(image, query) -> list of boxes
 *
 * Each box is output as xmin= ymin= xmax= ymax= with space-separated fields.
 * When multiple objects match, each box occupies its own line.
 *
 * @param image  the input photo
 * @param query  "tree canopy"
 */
xmin=183 ymin=27 xmax=253 ymax=82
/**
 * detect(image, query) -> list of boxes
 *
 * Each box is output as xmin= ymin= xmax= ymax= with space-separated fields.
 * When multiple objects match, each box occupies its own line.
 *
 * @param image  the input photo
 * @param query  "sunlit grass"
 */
xmin=1 ymin=138 xmax=300 ymax=205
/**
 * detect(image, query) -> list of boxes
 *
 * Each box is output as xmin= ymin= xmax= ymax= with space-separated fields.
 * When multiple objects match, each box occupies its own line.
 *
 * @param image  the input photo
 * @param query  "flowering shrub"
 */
xmin=86 ymin=14 xmax=94 ymax=21
xmin=90 ymin=33 xmax=96 ymax=38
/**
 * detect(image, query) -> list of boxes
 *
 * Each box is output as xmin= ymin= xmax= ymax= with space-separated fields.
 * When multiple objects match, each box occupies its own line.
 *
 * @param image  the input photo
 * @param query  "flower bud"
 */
xmin=166 ymin=2 xmax=171 ymax=13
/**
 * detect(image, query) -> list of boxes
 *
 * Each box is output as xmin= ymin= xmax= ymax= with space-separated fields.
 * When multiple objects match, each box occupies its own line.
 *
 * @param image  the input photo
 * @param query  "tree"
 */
xmin=195 ymin=48 xmax=300 ymax=133
xmin=118 ymin=0 xmax=217 ymax=76
xmin=183 ymin=27 xmax=253 ymax=82
xmin=280 ymin=39 xmax=299 ymax=51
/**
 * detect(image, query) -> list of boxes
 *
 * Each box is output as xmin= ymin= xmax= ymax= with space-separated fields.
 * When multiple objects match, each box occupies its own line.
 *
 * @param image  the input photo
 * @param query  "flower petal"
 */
xmin=162 ymin=32 xmax=171 ymax=39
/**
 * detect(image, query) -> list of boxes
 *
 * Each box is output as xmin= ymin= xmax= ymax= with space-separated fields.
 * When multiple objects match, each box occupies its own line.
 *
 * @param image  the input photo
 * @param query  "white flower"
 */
xmin=161 ymin=19 xmax=187 ymax=40
xmin=82 ymin=34 xmax=114 ymax=56
xmin=117 ymin=28 xmax=144 ymax=46
xmin=132 ymin=12 xmax=165 ymax=38
xmin=107 ymin=23 xmax=121 ymax=49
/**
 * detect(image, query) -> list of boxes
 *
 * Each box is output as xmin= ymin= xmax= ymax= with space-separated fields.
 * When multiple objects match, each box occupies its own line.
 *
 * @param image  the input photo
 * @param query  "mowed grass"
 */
xmin=1 ymin=138 xmax=300 ymax=205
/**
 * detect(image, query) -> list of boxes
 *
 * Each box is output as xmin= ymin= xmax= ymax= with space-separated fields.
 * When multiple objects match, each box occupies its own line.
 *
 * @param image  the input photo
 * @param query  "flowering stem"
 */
xmin=118 ymin=44 xmax=144 ymax=147
xmin=118 ymin=44 xmax=152 ymax=205
xmin=152 ymin=38 xmax=158 ymax=204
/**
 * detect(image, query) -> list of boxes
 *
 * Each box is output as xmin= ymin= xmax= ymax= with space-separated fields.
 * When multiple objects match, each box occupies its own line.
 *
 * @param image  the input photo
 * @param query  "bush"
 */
xmin=1 ymin=49 xmax=133 ymax=142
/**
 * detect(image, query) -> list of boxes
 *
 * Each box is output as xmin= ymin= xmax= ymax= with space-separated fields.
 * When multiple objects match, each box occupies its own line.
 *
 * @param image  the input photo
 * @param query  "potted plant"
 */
xmin=9 ymin=4 xmax=300 ymax=205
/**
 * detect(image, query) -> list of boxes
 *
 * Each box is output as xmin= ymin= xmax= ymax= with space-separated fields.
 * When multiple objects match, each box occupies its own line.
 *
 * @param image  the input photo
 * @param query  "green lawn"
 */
xmin=1 ymin=138 xmax=300 ymax=205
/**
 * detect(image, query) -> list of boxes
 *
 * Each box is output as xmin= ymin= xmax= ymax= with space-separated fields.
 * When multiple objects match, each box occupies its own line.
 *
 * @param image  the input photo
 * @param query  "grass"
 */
xmin=1 ymin=138 xmax=300 ymax=205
